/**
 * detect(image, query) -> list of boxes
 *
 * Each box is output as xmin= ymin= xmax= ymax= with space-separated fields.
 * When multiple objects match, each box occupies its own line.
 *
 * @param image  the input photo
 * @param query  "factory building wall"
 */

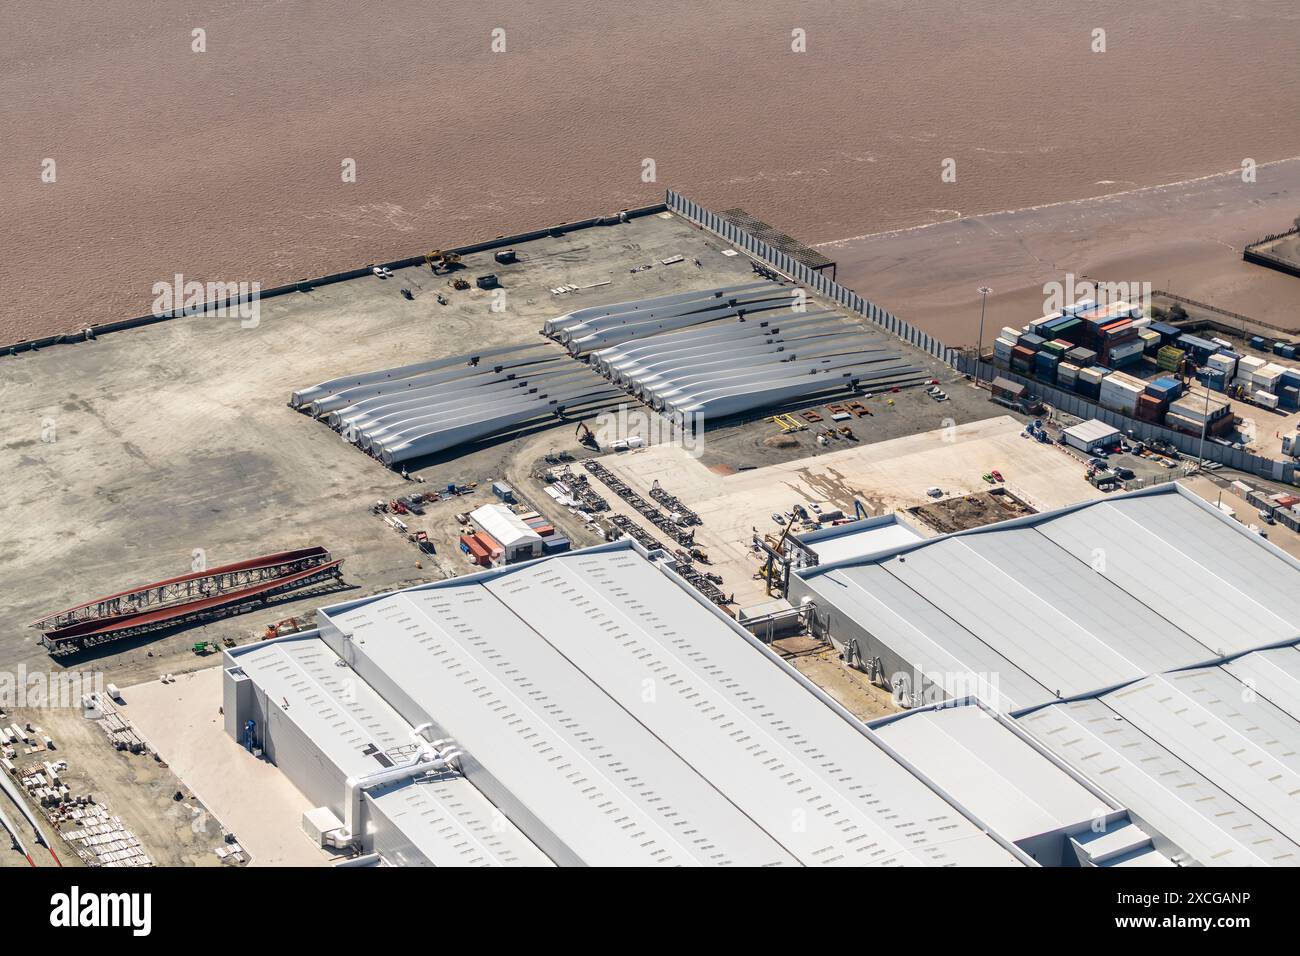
xmin=789 ymin=575 xmax=945 ymax=709
xmin=222 ymin=664 xmax=352 ymax=837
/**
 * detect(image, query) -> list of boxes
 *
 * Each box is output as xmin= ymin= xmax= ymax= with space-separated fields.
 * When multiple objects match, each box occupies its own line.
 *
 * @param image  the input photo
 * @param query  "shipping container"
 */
xmin=1156 ymin=350 xmax=1185 ymax=373
xmin=1135 ymin=394 xmax=1165 ymax=422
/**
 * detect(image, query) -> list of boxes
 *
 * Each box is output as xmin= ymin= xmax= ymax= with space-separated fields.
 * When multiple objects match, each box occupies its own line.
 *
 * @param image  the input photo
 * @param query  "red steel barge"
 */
xmin=30 ymin=547 xmax=343 ymax=657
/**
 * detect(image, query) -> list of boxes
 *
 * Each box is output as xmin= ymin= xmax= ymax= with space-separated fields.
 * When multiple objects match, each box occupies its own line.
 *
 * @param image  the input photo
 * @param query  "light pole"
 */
xmin=976 ymin=286 xmax=992 ymax=382
xmin=1196 ymin=375 xmax=1212 ymax=472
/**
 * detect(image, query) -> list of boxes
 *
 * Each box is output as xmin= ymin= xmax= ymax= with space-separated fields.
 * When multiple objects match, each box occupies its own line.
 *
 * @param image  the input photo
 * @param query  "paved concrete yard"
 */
xmin=599 ymin=415 xmax=1104 ymax=606
xmin=122 ymin=667 xmax=333 ymax=867
xmin=0 ymin=211 xmax=762 ymax=679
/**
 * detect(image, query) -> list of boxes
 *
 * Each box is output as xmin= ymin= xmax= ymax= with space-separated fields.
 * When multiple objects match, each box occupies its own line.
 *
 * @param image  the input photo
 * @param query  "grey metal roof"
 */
xmin=872 ymin=704 xmax=1107 ymax=843
xmin=323 ymin=543 xmax=1023 ymax=867
xmin=798 ymin=484 xmax=1300 ymax=712
xmin=230 ymin=636 xmax=552 ymax=867
xmin=1061 ymin=419 xmax=1121 ymax=445
xmin=1018 ymin=656 xmax=1300 ymax=867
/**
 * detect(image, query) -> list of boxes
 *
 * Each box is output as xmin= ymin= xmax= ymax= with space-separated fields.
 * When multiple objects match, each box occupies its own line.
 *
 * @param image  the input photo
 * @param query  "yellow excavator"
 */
xmin=425 ymin=249 xmax=463 ymax=274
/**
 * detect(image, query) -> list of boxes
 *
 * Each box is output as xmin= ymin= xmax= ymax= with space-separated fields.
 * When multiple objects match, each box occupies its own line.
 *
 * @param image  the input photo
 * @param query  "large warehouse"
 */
xmin=791 ymin=483 xmax=1300 ymax=712
xmin=791 ymin=482 xmax=1300 ymax=867
xmin=225 ymin=539 xmax=1028 ymax=867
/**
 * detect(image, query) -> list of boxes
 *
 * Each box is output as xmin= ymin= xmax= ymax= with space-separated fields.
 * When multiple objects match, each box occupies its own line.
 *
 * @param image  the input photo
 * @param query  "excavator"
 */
xmin=424 ymin=249 xmax=463 ymax=274
xmin=576 ymin=421 xmax=600 ymax=451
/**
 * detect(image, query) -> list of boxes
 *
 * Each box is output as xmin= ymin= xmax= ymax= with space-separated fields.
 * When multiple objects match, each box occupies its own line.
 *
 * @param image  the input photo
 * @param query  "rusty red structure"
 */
xmin=31 ymin=547 xmax=343 ymax=657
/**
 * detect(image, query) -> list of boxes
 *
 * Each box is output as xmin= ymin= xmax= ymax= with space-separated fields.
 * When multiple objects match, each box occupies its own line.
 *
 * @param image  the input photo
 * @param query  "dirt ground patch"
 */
xmin=907 ymin=487 xmax=1036 ymax=535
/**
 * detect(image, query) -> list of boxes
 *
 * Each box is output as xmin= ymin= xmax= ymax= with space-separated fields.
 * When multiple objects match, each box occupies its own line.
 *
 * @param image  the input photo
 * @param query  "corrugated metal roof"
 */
xmin=1018 ymin=655 xmax=1300 ymax=867
xmin=796 ymin=515 xmax=924 ymax=565
xmin=230 ymin=636 xmax=552 ymax=867
xmin=798 ymin=485 xmax=1300 ymax=712
xmin=1061 ymin=419 xmax=1121 ymax=445
xmin=873 ymin=705 xmax=1105 ymax=842
xmin=469 ymin=504 xmax=541 ymax=551
xmin=324 ymin=544 xmax=1023 ymax=867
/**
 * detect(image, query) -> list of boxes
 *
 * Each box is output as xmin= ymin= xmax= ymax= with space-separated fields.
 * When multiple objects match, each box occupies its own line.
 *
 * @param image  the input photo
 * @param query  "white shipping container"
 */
xmin=1207 ymin=353 xmax=1237 ymax=376
xmin=1239 ymin=355 xmax=1267 ymax=374
xmin=1255 ymin=390 xmax=1279 ymax=409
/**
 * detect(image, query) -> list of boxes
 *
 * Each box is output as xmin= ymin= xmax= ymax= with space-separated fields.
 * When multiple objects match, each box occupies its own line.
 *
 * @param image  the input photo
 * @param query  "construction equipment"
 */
xmin=192 ymin=641 xmax=217 ymax=655
xmin=576 ymin=421 xmax=600 ymax=450
xmin=769 ymin=413 xmax=806 ymax=433
xmin=424 ymin=249 xmax=462 ymax=273
xmin=408 ymin=530 xmax=435 ymax=554
xmin=448 ymin=276 xmax=471 ymax=291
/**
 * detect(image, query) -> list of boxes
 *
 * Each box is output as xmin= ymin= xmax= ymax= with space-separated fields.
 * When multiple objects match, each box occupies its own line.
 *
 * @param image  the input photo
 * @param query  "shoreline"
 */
xmin=826 ymin=158 xmax=1300 ymax=347
xmin=814 ymin=156 xmax=1300 ymax=249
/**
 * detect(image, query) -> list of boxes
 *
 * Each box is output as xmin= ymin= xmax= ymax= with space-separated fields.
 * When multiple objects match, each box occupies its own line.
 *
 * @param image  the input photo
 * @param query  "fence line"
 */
xmin=665 ymin=189 xmax=1296 ymax=486
xmin=958 ymin=358 xmax=1295 ymax=484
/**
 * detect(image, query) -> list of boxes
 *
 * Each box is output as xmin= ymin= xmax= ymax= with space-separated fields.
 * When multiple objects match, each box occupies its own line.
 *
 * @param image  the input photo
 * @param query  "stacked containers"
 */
xmin=1077 ymin=366 xmax=1105 ymax=400
xmin=1066 ymin=346 xmax=1097 ymax=367
xmin=1157 ymin=345 xmax=1185 ymax=373
xmin=1138 ymin=328 xmax=1162 ymax=354
xmin=1011 ymin=345 xmax=1036 ymax=374
xmin=1167 ymin=393 xmax=1234 ymax=437
xmin=1135 ymin=394 xmax=1165 ymax=423
xmin=1236 ymin=355 xmax=1267 ymax=392
xmin=1206 ymin=352 xmax=1238 ymax=380
xmin=1177 ymin=333 xmax=1218 ymax=364
xmin=1254 ymin=363 xmax=1285 ymax=395
xmin=1279 ymin=370 xmax=1300 ymax=410
xmin=1146 ymin=376 xmax=1184 ymax=401
xmin=1150 ymin=322 xmax=1181 ymax=344
xmin=1027 ymin=312 xmax=1063 ymax=335
xmin=1098 ymin=371 xmax=1145 ymax=414
xmin=1107 ymin=337 xmax=1146 ymax=369
xmin=1034 ymin=350 xmax=1060 ymax=383
xmin=994 ymin=335 xmax=1016 ymax=365
xmin=1057 ymin=362 xmax=1080 ymax=389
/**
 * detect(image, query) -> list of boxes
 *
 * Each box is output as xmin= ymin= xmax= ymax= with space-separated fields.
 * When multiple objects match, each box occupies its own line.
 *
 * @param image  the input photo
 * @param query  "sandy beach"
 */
xmin=825 ymin=159 xmax=1300 ymax=346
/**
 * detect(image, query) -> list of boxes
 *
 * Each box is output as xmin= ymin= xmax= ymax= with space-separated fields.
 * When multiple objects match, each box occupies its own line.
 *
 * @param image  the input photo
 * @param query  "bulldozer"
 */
xmin=424 ymin=249 xmax=463 ymax=274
